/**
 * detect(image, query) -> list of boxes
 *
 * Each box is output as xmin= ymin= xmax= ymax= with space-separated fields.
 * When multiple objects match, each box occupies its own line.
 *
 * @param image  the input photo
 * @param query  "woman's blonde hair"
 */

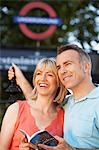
xmin=30 ymin=58 xmax=66 ymax=104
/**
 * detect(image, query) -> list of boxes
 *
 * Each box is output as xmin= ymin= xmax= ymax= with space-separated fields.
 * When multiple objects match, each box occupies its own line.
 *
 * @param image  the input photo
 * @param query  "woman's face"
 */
xmin=34 ymin=65 xmax=58 ymax=97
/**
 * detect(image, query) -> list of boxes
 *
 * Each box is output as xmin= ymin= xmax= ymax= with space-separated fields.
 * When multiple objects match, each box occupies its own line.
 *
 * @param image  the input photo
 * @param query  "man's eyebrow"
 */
xmin=56 ymin=61 xmax=72 ymax=68
xmin=63 ymin=60 xmax=72 ymax=64
xmin=57 ymin=61 xmax=67 ymax=67
xmin=63 ymin=61 xmax=69 ymax=65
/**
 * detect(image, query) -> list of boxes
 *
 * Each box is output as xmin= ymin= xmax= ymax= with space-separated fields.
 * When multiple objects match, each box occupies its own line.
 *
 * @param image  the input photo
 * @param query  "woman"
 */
xmin=0 ymin=58 xmax=66 ymax=150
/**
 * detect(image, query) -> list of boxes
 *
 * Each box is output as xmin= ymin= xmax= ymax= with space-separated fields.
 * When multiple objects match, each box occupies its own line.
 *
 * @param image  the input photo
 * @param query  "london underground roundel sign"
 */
xmin=14 ymin=2 xmax=63 ymax=40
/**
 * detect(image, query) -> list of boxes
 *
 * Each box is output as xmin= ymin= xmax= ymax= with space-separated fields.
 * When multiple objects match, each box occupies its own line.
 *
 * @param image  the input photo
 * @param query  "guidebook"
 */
xmin=20 ymin=129 xmax=59 ymax=150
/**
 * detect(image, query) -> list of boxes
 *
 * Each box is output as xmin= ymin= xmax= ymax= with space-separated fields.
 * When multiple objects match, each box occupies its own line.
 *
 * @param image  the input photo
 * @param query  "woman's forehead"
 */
xmin=36 ymin=64 xmax=54 ymax=72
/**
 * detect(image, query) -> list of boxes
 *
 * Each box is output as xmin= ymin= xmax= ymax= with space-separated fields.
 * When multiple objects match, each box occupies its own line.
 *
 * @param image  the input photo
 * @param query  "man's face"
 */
xmin=56 ymin=50 xmax=87 ymax=90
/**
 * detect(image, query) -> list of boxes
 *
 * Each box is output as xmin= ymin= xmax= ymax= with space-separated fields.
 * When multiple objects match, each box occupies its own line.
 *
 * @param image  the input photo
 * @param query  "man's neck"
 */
xmin=72 ymin=82 xmax=95 ymax=101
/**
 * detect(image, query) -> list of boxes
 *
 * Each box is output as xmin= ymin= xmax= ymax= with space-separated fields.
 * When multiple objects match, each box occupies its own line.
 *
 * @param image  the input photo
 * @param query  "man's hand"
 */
xmin=38 ymin=136 xmax=74 ymax=150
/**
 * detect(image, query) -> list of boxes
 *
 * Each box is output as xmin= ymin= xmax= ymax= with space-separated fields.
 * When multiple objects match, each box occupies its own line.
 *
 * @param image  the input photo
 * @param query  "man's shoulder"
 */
xmin=61 ymin=93 xmax=72 ymax=107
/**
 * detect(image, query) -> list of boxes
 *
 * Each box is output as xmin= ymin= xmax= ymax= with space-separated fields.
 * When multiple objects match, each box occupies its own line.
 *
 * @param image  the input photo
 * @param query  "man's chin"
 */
xmin=63 ymin=83 xmax=73 ymax=89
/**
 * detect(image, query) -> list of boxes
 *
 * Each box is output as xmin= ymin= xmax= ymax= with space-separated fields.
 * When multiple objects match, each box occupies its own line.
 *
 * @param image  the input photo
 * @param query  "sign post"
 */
xmin=13 ymin=2 xmax=63 ymax=40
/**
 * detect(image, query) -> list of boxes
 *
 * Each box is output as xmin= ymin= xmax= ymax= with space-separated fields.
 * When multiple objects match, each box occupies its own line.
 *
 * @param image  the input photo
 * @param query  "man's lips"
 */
xmin=63 ymin=75 xmax=72 ymax=81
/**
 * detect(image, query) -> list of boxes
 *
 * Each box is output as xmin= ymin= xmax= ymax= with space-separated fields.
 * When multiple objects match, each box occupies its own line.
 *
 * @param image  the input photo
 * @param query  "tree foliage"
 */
xmin=0 ymin=0 xmax=99 ymax=51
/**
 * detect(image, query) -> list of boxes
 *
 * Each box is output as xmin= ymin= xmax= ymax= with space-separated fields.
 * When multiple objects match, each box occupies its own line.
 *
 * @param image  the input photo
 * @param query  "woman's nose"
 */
xmin=41 ymin=74 xmax=46 ymax=81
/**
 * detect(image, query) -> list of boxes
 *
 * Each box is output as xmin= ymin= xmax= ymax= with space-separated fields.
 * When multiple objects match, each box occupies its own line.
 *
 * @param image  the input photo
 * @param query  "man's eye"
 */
xmin=66 ymin=62 xmax=71 ymax=66
xmin=57 ymin=66 xmax=60 ymax=70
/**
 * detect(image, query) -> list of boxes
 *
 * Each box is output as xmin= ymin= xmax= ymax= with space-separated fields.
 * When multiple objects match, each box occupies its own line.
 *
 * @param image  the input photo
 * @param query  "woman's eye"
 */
xmin=36 ymin=72 xmax=41 ymax=75
xmin=48 ymin=74 xmax=54 ymax=77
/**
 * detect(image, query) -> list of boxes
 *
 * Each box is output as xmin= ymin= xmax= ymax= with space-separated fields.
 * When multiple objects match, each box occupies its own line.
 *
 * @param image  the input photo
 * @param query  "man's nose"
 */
xmin=60 ymin=66 xmax=67 ymax=74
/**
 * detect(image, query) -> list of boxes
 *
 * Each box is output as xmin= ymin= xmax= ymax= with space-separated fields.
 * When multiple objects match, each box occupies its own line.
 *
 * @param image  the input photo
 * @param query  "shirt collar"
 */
xmin=68 ymin=86 xmax=99 ymax=103
xmin=86 ymin=86 xmax=99 ymax=99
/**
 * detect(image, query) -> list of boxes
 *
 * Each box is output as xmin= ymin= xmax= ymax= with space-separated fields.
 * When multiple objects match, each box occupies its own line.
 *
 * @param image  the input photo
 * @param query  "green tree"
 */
xmin=0 ymin=0 xmax=99 ymax=50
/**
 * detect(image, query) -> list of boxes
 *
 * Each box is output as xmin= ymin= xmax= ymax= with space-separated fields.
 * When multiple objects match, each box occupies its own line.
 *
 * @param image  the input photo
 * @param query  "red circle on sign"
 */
xmin=19 ymin=2 xmax=57 ymax=40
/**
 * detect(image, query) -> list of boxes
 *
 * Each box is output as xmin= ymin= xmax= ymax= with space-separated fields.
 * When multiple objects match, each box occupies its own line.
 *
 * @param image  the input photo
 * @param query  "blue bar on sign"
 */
xmin=13 ymin=16 xmax=63 ymax=26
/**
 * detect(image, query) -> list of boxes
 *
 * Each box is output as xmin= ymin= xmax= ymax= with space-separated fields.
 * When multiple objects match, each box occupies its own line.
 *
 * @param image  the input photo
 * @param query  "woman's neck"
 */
xmin=30 ymin=94 xmax=56 ymax=114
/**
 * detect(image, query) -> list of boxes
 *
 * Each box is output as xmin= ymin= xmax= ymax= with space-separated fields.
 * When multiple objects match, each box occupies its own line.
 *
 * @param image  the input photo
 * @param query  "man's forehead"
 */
xmin=57 ymin=49 xmax=79 ymax=55
xmin=56 ymin=50 xmax=79 ymax=64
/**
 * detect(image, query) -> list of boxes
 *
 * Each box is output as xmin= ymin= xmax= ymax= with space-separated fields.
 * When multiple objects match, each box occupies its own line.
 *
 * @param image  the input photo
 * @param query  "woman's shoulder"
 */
xmin=2 ymin=102 xmax=20 ymax=124
xmin=6 ymin=100 xmax=27 ymax=113
xmin=7 ymin=101 xmax=19 ymax=112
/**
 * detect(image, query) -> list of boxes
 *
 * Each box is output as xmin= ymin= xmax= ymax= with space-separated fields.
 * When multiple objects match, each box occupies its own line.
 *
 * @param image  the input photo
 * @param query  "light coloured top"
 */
xmin=64 ymin=86 xmax=99 ymax=149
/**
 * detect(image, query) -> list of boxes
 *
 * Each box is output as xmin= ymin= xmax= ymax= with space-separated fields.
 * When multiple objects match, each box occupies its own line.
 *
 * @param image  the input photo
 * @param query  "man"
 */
xmin=8 ymin=44 xmax=99 ymax=149
xmin=39 ymin=44 xmax=99 ymax=150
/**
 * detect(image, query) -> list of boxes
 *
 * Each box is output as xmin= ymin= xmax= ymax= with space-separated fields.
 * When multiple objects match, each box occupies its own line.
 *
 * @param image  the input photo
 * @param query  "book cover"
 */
xmin=20 ymin=129 xmax=59 ymax=150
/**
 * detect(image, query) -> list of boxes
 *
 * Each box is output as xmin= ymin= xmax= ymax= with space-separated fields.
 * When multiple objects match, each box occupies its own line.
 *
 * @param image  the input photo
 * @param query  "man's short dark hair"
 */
xmin=57 ymin=44 xmax=91 ymax=63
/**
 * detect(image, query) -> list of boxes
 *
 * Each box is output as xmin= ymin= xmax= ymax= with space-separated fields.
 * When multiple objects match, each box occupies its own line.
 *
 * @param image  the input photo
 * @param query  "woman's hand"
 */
xmin=8 ymin=63 xmax=33 ymax=100
xmin=19 ymin=137 xmax=37 ymax=150
xmin=8 ymin=63 xmax=24 ymax=86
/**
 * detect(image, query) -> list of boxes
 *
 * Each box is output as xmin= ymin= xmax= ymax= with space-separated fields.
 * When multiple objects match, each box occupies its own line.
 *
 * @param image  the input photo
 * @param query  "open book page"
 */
xmin=19 ymin=129 xmax=44 ymax=142
xmin=20 ymin=129 xmax=59 ymax=150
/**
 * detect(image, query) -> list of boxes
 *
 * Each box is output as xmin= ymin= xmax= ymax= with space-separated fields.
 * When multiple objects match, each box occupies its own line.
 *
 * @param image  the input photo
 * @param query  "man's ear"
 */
xmin=83 ymin=61 xmax=91 ymax=74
